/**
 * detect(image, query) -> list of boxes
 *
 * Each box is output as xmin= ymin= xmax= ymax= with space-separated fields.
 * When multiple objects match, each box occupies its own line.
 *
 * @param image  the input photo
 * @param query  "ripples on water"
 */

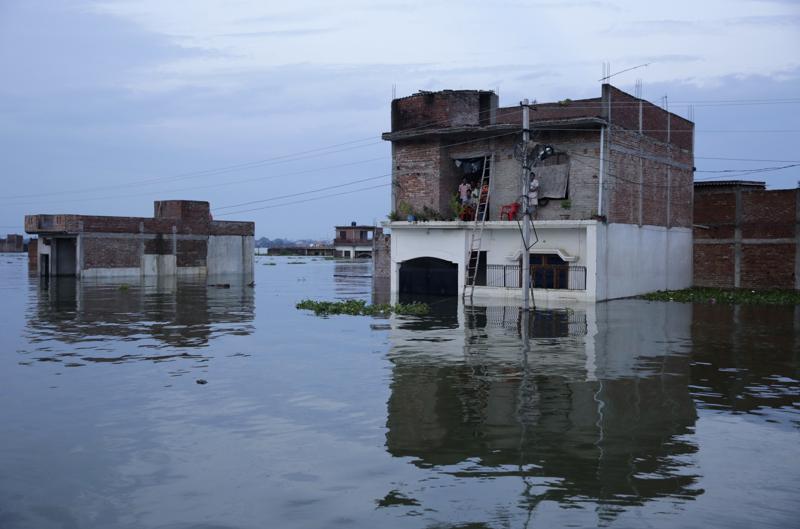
xmin=0 ymin=253 xmax=797 ymax=528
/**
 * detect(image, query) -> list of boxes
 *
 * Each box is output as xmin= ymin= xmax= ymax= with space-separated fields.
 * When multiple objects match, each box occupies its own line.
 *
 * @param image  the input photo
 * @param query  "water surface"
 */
xmin=0 ymin=253 xmax=798 ymax=528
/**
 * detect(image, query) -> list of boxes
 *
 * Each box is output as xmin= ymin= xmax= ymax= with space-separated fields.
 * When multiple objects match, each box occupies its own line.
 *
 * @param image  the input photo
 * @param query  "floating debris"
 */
xmin=196 ymin=379 xmax=208 ymax=385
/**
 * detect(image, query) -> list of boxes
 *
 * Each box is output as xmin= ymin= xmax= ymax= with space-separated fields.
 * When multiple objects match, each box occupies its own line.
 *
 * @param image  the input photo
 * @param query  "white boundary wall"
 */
xmin=598 ymin=223 xmax=692 ymax=300
xmin=388 ymin=220 xmax=692 ymax=301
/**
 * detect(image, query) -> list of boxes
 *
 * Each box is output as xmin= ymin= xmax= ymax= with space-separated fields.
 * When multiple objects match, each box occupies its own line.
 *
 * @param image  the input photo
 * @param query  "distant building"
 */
xmin=694 ymin=181 xmax=799 ymax=289
xmin=334 ymin=222 xmax=377 ymax=258
xmin=0 ymin=234 xmax=24 ymax=253
xmin=25 ymin=200 xmax=254 ymax=278
xmin=382 ymin=84 xmax=694 ymax=301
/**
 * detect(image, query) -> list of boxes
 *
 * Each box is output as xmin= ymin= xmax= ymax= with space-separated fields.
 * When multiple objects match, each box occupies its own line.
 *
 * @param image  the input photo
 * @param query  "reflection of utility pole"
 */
xmin=521 ymin=99 xmax=531 ymax=312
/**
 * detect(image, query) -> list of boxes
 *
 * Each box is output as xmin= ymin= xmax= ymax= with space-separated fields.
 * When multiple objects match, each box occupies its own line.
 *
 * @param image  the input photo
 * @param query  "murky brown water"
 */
xmin=0 ymin=252 xmax=798 ymax=528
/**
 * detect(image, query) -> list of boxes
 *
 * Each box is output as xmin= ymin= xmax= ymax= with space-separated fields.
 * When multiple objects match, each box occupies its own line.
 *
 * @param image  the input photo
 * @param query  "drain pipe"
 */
xmin=598 ymin=125 xmax=605 ymax=217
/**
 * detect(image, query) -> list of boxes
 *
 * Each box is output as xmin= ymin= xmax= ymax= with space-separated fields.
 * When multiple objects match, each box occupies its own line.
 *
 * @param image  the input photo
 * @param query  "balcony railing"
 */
xmin=486 ymin=264 xmax=587 ymax=290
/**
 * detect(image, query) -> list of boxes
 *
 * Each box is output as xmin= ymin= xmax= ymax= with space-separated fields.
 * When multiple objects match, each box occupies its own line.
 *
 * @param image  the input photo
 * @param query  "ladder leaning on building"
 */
xmin=463 ymin=154 xmax=493 ymax=300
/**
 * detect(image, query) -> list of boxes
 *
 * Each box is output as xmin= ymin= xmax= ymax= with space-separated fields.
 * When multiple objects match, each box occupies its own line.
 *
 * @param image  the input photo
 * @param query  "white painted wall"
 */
xmin=390 ymin=225 xmax=468 ymax=293
xmin=603 ymin=224 xmax=693 ymax=300
xmin=389 ymin=221 xmax=595 ymax=299
xmin=388 ymin=220 xmax=692 ymax=301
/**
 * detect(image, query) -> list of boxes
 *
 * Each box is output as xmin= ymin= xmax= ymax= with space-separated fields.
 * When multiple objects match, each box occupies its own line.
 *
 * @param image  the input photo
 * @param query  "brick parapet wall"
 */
xmin=603 ymin=85 xmax=693 ymax=151
xmin=25 ymin=214 xmax=252 ymax=237
xmin=392 ymin=91 xmax=491 ymax=132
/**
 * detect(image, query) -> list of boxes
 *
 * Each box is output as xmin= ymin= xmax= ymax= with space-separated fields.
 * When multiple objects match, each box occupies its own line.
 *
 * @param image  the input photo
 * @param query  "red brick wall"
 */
xmin=693 ymin=186 xmax=798 ymax=289
xmin=176 ymin=239 xmax=208 ymax=267
xmin=605 ymin=128 xmax=693 ymax=228
xmin=603 ymin=85 xmax=693 ymax=151
xmin=83 ymin=237 xmax=140 ymax=268
xmin=694 ymin=244 xmax=735 ymax=288
xmin=393 ymin=140 xmax=443 ymax=214
xmin=154 ymin=200 xmax=211 ymax=222
xmin=741 ymin=190 xmax=795 ymax=239
xmin=694 ymin=191 xmax=736 ymax=239
xmin=392 ymin=91 xmax=485 ymax=132
xmin=741 ymin=243 xmax=795 ymax=289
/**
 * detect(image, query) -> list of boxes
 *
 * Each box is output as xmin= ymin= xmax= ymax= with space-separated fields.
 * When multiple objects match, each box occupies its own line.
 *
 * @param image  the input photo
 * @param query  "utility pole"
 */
xmin=520 ymin=99 xmax=531 ymax=311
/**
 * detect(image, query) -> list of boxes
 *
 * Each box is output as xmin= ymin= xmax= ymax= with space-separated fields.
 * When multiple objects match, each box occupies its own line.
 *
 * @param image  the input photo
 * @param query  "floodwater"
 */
xmin=0 ymin=252 xmax=798 ymax=529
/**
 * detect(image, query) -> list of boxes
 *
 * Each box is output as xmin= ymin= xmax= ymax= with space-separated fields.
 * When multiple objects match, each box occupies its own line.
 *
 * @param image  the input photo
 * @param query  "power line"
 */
xmin=215 ymin=183 xmax=392 ymax=216
xmin=0 ymin=138 xmax=386 ymax=202
xmin=695 ymin=163 xmax=800 ymax=174
xmin=212 ymin=174 xmax=391 ymax=211
xmin=696 ymin=156 xmax=800 ymax=163
xmin=2 ymin=93 xmax=797 ymax=205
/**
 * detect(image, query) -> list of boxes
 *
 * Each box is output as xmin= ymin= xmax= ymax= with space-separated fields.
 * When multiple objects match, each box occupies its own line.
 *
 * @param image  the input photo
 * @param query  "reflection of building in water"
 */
xmin=690 ymin=303 xmax=800 ymax=414
xmin=385 ymin=300 xmax=699 ymax=518
xmin=28 ymin=276 xmax=254 ymax=349
xmin=333 ymin=260 xmax=373 ymax=300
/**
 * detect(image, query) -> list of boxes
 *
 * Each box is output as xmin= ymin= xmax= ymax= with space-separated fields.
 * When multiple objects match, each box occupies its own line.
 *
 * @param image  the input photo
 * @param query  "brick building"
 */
xmin=694 ymin=181 xmax=800 ymax=289
xmin=382 ymin=84 xmax=694 ymax=301
xmin=25 ymin=200 xmax=254 ymax=279
xmin=0 ymin=234 xmax=24 ymax=253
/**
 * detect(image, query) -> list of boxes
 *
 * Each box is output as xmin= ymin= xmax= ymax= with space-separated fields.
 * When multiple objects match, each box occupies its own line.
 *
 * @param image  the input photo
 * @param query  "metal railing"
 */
xmin=486 ymin=264 xmax=587 ymax=290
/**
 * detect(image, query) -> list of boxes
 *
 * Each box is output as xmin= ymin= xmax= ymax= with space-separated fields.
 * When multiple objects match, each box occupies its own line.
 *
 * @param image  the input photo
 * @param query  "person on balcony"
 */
xmin=458 ymin=179 xmax=472 ymax=205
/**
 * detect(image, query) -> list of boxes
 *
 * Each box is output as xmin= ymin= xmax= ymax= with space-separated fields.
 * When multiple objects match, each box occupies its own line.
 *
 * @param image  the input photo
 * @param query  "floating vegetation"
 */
xmin=118 ymin=284 xmax=130 ymax=291
xmin=287 ymin=261 xmax=307 ymax=265
xmin=640 ymin=287 xmax=800 ymax=305
xmin=296 ymin=299 xmax=429 ymax=317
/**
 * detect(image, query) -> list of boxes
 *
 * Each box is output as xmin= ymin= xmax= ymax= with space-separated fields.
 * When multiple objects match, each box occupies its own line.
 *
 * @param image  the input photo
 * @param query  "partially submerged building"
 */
xmin=694 ymin=180 xmax=800 ymax=290
xmin=25 ymin=200 xmax=254 ymax=278
xmin=382 ymin=84 xmax=694 ymax=301
xmin=334 ymin=222 xmax=377 ymax=258
xmin=0 ymin=234 xmax=24 ymax=253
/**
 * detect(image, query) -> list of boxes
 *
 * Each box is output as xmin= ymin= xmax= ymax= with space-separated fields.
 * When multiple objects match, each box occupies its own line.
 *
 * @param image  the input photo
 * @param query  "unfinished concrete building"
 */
xmin=0 ymin=234 xmax=24 ymax=253
xmin=382 ymin=84 xmax=694 ymax=301
xmin=25 ymin=200 xmax=254 ymax=279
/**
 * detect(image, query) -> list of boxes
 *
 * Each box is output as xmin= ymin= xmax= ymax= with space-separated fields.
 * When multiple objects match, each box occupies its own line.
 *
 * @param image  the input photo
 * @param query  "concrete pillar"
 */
xmin=734 ymin=189 xmax=742 ymax=288
xmin=76 ymin=221 xmax=84 ymax=279
xmin=138 ymin=221 xmax=145 ymax=277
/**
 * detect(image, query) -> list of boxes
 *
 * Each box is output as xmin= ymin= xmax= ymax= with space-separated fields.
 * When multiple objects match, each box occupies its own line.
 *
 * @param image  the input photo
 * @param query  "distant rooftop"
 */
xmin=694 ymin=180 xmax=766 ymax=189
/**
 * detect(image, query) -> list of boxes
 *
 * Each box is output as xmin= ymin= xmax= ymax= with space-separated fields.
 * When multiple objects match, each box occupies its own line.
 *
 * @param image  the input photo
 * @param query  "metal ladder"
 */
xmin=463 ymin=154 xmax=493 ymax=300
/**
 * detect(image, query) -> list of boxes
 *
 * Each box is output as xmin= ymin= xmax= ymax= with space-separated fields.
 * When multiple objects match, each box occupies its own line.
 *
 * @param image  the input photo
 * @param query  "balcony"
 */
xmin=487 ymin=264 xmax=587 ymax=290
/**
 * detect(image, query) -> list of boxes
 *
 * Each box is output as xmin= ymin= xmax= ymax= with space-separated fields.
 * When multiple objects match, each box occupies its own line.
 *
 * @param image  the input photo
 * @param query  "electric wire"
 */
xmin=214 ymin=183 xmax=392 ymax=216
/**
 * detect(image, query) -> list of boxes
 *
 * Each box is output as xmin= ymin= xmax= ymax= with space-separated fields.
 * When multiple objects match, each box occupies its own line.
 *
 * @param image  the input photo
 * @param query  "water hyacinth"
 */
xmin=641 ymin=287 xmax=800 ymax=305
xmin=295 ymin=299 xmax=429 ymax=316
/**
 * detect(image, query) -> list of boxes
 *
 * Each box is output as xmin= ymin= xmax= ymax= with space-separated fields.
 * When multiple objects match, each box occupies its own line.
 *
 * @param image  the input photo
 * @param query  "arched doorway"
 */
xmin=399 ymin=257 xmax=458 ymax=296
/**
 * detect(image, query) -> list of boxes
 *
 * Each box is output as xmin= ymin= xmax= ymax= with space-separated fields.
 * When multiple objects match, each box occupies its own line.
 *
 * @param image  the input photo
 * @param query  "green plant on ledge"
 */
xmin=561 ymin=199 xmax=572 ymax=209
xmin=387 ymin=200 xmax=446 ymax=222
xmin=449 ymin=192 xmax=465 ymax=221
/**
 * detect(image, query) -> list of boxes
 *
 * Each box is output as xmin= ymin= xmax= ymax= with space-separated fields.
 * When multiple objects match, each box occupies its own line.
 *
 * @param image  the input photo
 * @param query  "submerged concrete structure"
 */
xmin=25 ymin=200 xmax=254 ymax=279
xmin=0 ymin=234 xmax=24 ymax=253
xmin=382 ymin=84 xmax=695 ymax=301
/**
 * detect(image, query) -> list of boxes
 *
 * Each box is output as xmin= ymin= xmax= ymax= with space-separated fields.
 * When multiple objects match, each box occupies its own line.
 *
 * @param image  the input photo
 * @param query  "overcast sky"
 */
xmin=1 ymin=0 xmax=799 ymax=239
